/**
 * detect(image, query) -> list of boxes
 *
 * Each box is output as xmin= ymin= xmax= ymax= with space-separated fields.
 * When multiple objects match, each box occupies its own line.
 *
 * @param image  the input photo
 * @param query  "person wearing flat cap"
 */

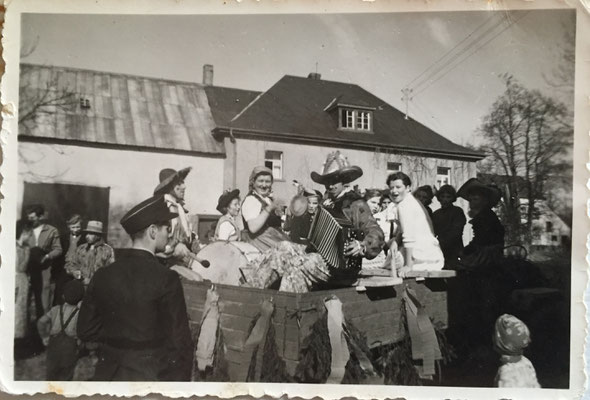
xmin=77 ymin=195 xmax=193 ymax=381
xmin=243 ymin=151 xmax=384 ymax=293
xmin=65 ymin=220 xmax=115 ymax=286
xmin=153 ymin=167 xmax=200 ymax=268
xmin=214 ymin=189 xmax=242 ymax=241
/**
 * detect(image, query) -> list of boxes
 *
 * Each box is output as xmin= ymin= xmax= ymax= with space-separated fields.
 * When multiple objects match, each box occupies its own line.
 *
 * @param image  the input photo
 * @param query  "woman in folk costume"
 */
xmin=386 ymin=172 xmax=444 ymax=276
xmin=153 ymin=167 xmax=200 ymax=267
xmin=214 ymin=189 xmax=242 ymax=241
xmin=242 ymin=152 xmax=384 ymax=292
xmin=241 ymin=166 xmax=290 ymax=251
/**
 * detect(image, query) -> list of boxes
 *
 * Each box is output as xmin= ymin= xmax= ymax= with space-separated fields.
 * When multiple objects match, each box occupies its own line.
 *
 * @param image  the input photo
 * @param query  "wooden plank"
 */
xmin=221 ymin=327 xmax=247 ymax=349
xmin=219 ymin=300 xmax=262 ymax=318
xmin=355 ymin=277 xmax=403 ymax=288
xmin=283 ymin=340 xmax=300 ymax=361
xmin=343 ymin=298 xmax=398 ymax=318
xmin=224 ymin=347 xmax=251 ymax=366
xmin=220 ymin=313 xmax=254 ymax=332
xmin=272 ymin=321 xmax=299 ymax=344
xmin=226 ymin=360 xmax=245 ymax=382
xmin=405 ymin=270 xmax=456 ymax=279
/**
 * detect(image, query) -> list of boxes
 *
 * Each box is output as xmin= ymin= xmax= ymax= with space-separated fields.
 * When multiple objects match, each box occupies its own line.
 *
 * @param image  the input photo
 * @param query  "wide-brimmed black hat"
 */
xmin=311 ymin=151 xmax=363 ymax=185
xmin=457 ymin=178 xmax=502 ymax=207
xmin=216 ymin=189 xmax=240 ymax=214
xmin=153 ymin=167 xmax=192 ymax=195
xmin=120 ymin=195 xmax=178 ymax=235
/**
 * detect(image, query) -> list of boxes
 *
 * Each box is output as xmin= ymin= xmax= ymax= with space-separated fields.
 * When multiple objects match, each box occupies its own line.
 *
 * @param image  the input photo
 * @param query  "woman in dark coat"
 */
xmin=431 ymin=185 xmax=466 ymax=268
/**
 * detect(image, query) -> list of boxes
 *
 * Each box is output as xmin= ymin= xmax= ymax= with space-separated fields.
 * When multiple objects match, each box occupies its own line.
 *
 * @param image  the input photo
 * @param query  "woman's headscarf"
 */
xmin=248 ymin=166 xmax=273 ymax=194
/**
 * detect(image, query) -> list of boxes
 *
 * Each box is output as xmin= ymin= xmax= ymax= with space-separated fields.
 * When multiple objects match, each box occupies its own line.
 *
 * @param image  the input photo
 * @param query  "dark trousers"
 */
xmin=46 ymin=336 xmax=79 ymax=381
xmin=92 ymin=344 xmax=163 ymax=381
xmin=30 ymin=268 xmax=53 ymax=319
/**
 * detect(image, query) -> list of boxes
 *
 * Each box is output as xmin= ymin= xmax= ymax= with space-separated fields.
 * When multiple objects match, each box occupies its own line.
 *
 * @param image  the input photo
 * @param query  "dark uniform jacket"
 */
xmin=325 ymin=190 xmax=384 ymax=260
xmin=464 ymin=208 xmax=505 ymax=255
xmin=77 ymin=249 xmax=193 ymax=381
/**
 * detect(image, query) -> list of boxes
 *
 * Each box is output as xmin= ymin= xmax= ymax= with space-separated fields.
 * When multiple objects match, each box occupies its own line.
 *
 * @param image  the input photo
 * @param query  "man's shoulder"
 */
xmin=42 ymin=224 xmax=60 ymax=234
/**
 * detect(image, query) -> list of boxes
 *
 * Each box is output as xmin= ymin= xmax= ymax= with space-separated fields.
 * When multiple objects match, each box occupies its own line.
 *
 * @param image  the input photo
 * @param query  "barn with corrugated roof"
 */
xmin=18 ymin=64 xmax=483 ymax=247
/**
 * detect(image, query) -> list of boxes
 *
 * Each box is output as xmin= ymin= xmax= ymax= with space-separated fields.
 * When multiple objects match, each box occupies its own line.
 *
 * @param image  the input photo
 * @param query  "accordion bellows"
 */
xmin=307 ymin=206 xmax=361 ymax=270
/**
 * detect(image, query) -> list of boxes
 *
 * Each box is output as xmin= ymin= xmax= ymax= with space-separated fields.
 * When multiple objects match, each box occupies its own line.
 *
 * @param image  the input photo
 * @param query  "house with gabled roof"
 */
xmin=18 ymin=64 xmax=484 ymax=247
xmin=211 ymin=72 xmax=483 ymax=203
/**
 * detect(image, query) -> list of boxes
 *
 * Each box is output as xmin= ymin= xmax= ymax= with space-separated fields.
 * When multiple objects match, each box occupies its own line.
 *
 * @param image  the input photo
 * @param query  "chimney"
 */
xmin=203 ymin=64 xmax=214 ymax=86
xmin=307 ymin=72 xmax=321 ymax=80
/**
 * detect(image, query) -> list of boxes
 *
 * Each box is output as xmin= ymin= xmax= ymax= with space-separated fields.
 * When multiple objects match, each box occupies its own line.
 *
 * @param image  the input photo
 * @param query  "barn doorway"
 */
xmin=21 ymin=182 xmax=110 ymax=235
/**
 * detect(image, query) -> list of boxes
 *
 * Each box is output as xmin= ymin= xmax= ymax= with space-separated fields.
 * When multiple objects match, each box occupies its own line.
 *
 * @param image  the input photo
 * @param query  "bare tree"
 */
xmin=478 ymin=74 xmax=573 ymax=245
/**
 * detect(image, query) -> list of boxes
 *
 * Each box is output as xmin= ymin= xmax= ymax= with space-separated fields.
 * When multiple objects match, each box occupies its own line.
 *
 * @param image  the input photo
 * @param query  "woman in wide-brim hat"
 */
xmin=456 ymin=177 xmax=505 ymax=263
xmin=214 ymin=189 xmax=242 ymax=242
xmin=153 ymin=167 xmax=192 ymax=196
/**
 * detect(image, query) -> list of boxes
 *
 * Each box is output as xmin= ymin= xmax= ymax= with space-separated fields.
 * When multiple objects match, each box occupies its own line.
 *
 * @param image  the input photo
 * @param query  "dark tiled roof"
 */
xmin=228 ymin=75 xmax=483 ymax=160
xmin=204 ymin=86 xmax=261 ymax=127
xmin=18 ymin=64 xmax=224 ymax=155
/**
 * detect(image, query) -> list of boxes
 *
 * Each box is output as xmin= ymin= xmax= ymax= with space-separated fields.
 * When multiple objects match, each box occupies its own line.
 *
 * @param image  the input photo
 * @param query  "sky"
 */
xmin=20 ymin=10 xmax=575 ymax=147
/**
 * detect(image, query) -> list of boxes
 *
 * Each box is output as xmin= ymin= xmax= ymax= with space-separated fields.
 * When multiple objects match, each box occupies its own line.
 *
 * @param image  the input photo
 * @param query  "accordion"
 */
xmin=307 ymin=206 xmax=362 ymax=270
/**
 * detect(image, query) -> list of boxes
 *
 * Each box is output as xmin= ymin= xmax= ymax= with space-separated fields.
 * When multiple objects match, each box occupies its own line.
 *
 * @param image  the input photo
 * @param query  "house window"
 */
xmin=551 ymin=235 xmax=558 ymax=242
xmin=339 ymin=108 xmax=372 ymax=131
xmin=357 ymin=111 xmax=370 ymax=130
xmin=436 ymin=167 xmax=451 ymax=188
xmin=387 ymin=162 xmax=402 ymax=175
xmin=265 ymin=151 xmax=283 ymax=180
xmin=546 ymin=221 xmax=553 ymax=232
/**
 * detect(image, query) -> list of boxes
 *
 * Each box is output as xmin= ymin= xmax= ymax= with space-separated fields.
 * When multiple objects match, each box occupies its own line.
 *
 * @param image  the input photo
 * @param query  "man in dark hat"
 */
xmin=153 ymin=167 xmax=200 ymax=268
xmin=65 ymin=220 xmax=115 ymax=286
xmin=77 ymin=195 xmax=194 ymax=381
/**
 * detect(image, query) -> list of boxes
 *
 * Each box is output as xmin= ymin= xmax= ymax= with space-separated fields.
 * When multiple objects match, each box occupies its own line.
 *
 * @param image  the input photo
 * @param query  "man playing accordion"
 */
xmin=242 ymin=151 xmax=384 ymax=292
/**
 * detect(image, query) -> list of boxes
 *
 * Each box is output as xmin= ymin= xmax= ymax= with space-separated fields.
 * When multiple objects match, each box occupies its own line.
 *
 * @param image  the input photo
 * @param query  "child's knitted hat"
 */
xmin=493 ymin=314 xmax=531 ymax=356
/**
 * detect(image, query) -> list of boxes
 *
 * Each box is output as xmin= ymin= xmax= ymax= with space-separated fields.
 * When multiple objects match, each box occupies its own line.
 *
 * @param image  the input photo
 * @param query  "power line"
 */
xmin=409 ymin=12 xmax=512 ymax=93
xmin=404 ymin=13 xmax=500 ymax=90
xmin=412 ymin=10 xmax=530 ymax=98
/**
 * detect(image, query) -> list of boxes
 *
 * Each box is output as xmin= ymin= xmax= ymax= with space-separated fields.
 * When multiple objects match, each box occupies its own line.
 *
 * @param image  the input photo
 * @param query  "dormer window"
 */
xmin=338 ymin=108 xmax=372 ymax=132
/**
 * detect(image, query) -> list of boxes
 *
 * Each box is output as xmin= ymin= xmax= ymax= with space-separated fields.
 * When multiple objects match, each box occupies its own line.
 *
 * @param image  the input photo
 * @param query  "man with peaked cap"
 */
xmin=153 ymin=167 xmax=200 ymax=269
xmin=77 ymin=195 xmax=194 ymax=381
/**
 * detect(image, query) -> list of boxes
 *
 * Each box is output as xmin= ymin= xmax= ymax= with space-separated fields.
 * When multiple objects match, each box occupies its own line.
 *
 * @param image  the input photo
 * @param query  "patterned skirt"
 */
xmin=242 ymin=241 xmax=330 ymax=293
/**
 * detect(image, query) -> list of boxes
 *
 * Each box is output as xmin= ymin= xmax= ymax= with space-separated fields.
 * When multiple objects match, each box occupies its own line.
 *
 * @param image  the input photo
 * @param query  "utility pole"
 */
xmin=401 ymin=88 xmax=413 ymax=120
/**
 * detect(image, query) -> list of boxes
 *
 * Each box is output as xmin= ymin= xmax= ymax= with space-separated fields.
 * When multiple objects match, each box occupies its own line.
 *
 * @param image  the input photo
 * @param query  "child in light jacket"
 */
xmin=493 ymin=314 xmax=541 ymax=388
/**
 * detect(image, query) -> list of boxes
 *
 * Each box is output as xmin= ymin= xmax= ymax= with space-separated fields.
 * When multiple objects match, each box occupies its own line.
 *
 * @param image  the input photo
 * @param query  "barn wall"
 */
xmin=18 ymin=142 xmax=224 ymax=248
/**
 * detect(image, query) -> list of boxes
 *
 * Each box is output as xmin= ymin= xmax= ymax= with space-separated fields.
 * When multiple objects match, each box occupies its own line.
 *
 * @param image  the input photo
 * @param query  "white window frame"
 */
xmin=436 ymin=167 xmax=451 ymax=188
xmin=339 ymin=108 xmax=372 ymax=131
xmin=387 ymin=162 xmax=402 ymax=176
xmin=265 ymin=150 xmax=283 ymax=180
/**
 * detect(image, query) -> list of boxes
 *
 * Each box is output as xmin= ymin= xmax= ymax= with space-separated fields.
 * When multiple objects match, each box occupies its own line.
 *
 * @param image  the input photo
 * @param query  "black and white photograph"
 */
xmin=0 ymin=1 xmax=588 ymax=398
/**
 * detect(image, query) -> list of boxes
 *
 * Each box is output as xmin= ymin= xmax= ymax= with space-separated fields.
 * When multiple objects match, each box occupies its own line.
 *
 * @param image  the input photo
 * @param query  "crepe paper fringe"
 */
xmin=192 ymin=322 xmax=230 ymax=382
xmin=373 ymin=301 xmax=455 ymax=385
xmin=294 ymin=310 xmax=378 ymax=384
